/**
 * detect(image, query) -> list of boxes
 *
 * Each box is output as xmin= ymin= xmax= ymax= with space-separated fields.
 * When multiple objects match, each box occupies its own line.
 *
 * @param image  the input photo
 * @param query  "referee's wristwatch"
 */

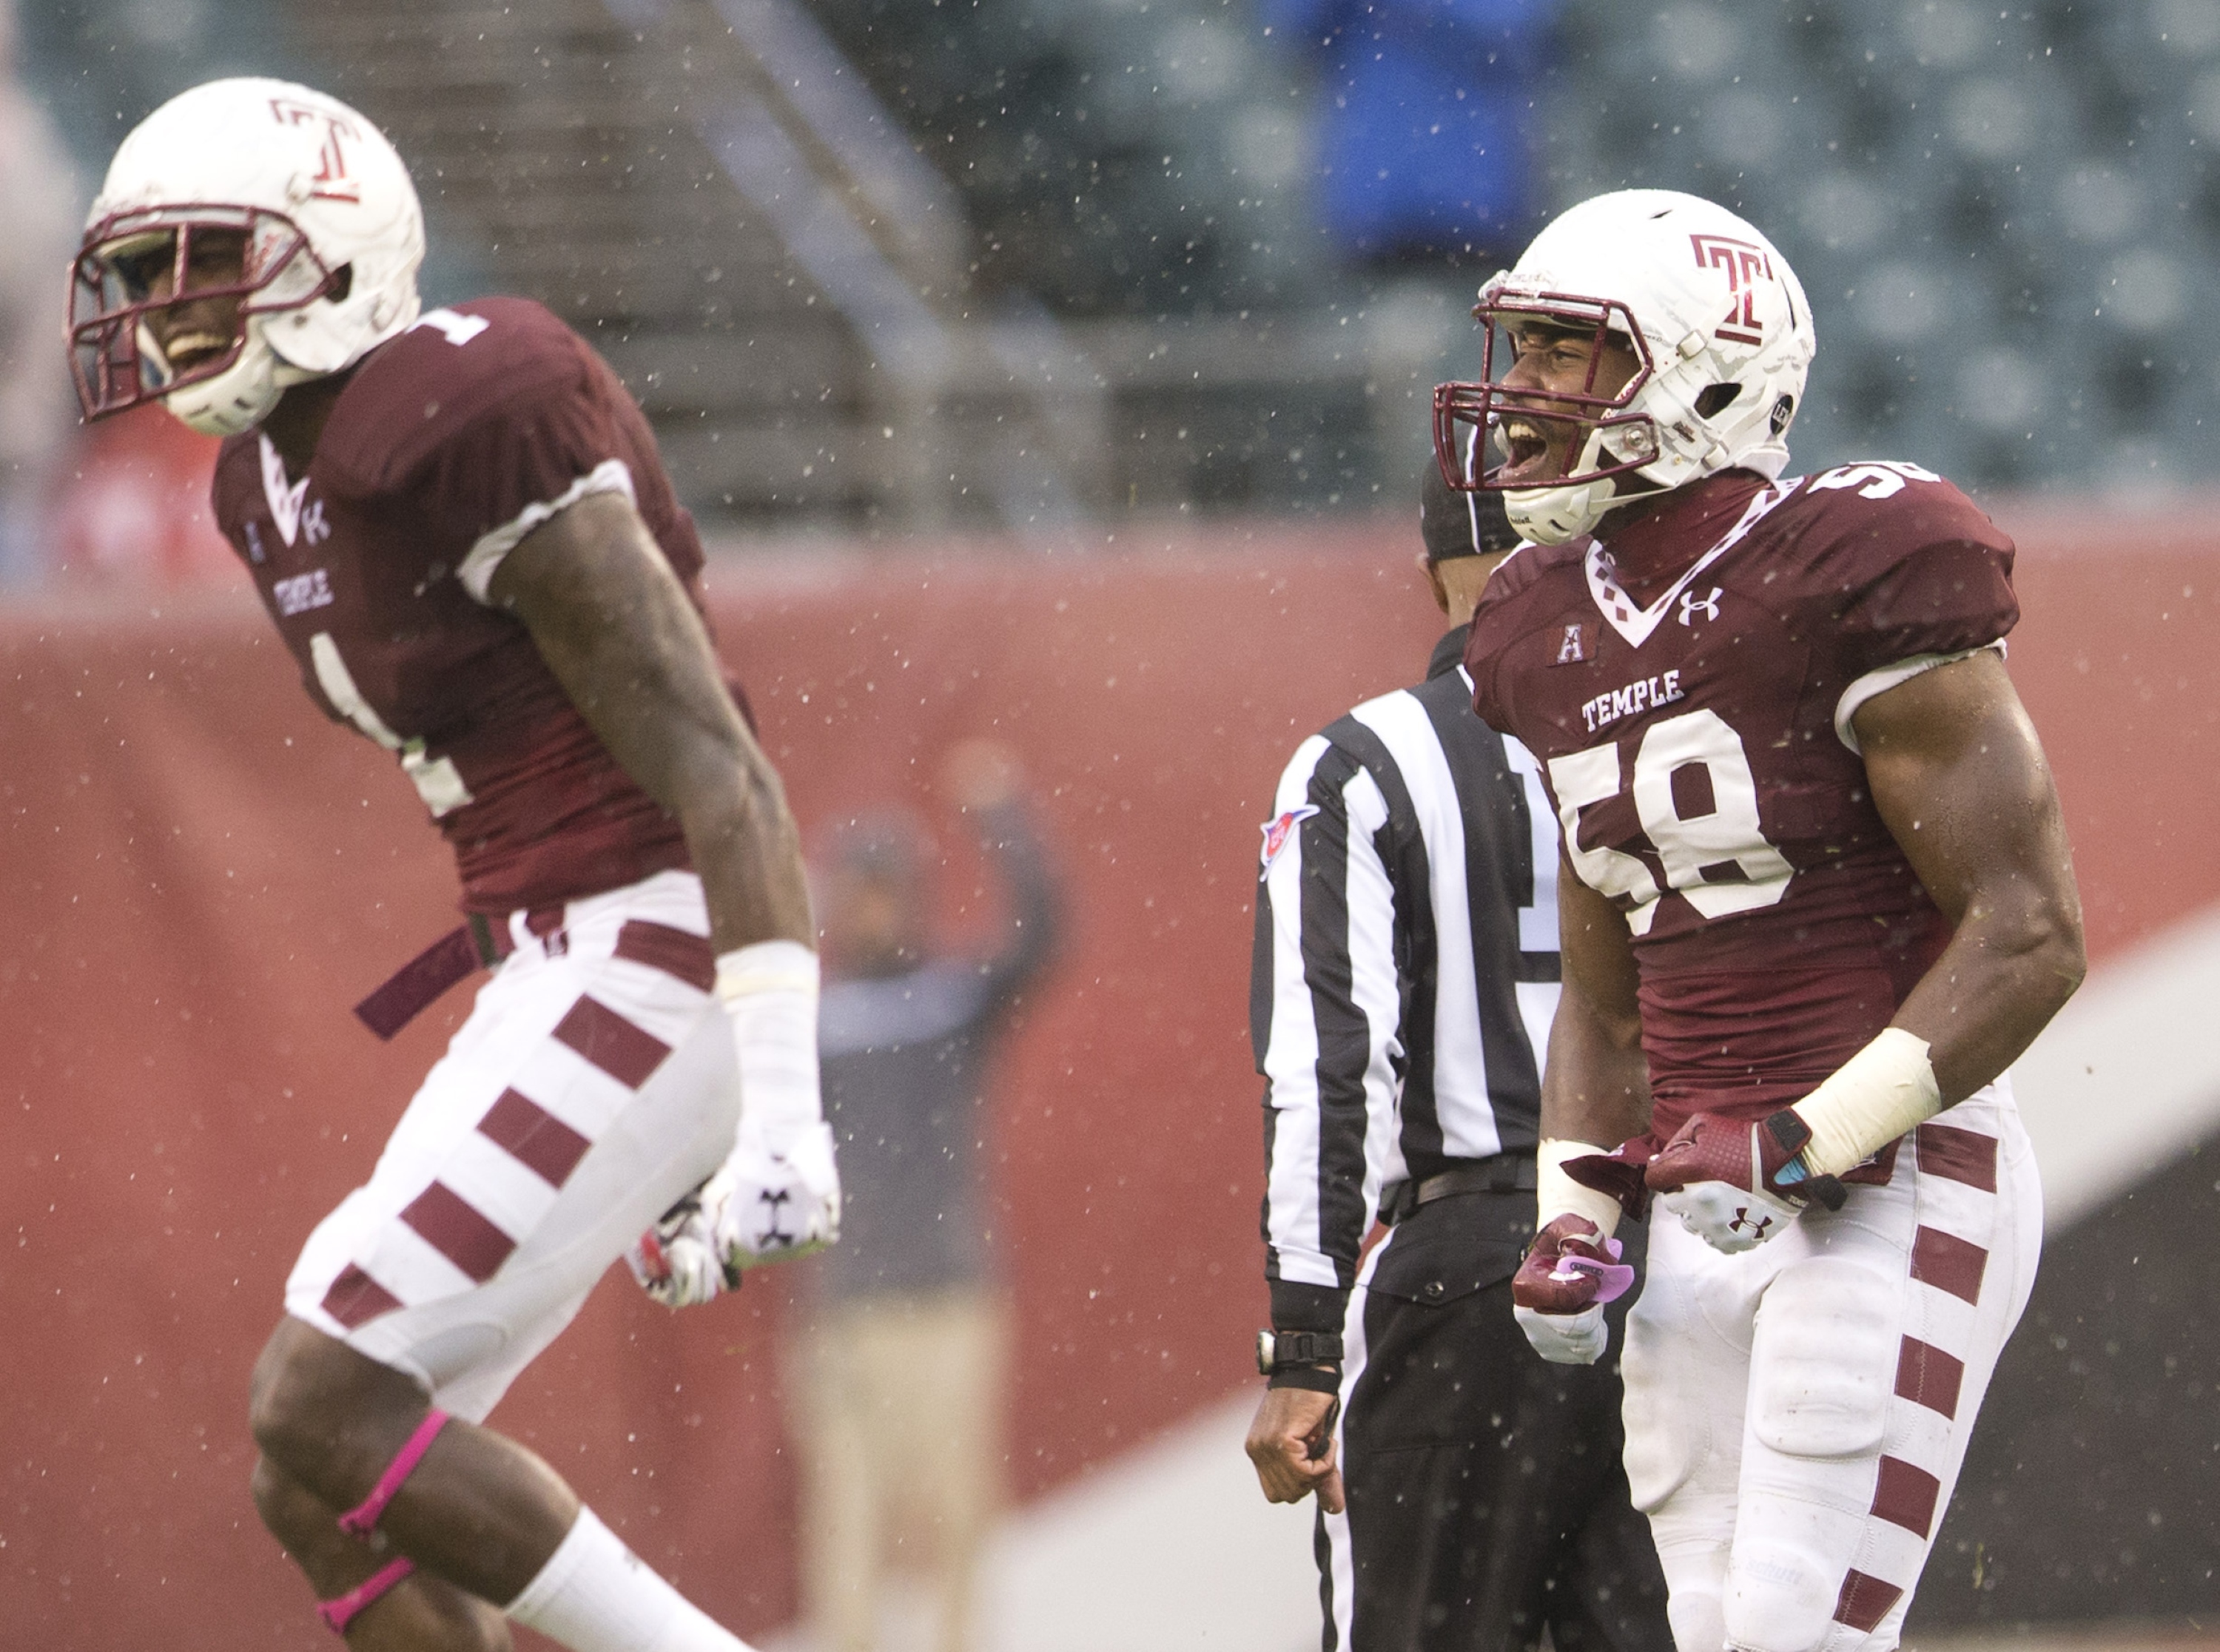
xmin=1256 ymin=1329 xmax=1343 ymax=1392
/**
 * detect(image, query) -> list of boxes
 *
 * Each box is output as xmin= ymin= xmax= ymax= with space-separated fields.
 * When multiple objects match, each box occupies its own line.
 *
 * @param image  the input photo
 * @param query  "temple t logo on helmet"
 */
xmin=68 ymin=78 xmax=426 ymax=439
xmin=1432 ymin=189 xmax=1815 ymax=545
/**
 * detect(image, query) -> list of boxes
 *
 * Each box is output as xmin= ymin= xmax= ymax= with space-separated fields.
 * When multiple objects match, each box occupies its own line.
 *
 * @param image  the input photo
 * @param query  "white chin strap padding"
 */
xmin=164 ymin=324 xmax=285 ymax=438
xmin=1506 ymin=476 xmax=1618 ymax=545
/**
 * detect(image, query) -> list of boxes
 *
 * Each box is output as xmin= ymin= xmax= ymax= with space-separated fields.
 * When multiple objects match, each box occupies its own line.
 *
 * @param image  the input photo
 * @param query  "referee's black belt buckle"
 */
xmin=1379 ymin=1153 xmax=1538 ymax=1227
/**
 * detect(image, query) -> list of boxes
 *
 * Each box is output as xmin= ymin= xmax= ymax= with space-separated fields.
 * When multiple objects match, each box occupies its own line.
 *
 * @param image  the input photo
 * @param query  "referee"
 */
xmin=1242 ymin=464 xmax=1672 ymax=1651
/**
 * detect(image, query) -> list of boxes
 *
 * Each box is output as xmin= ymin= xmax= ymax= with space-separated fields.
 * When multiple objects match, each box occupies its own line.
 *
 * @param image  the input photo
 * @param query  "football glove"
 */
xmin=1510 ymin=1213 xmax=1636 ymax=1366
xmin=626 ymin=1187 xmax=735 ymax=1308
xmin=1644 ymin=1109 xmax=1846 ymax=1254
xmin=626 ymin=1119 xmax=843 ymax=1307
xmin=719 ymin=1116 xmax=842 ymax=1264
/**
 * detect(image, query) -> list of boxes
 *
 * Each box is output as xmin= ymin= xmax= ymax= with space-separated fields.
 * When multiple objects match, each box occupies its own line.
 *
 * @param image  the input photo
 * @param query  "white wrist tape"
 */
xmin=715 ymin=940 xmax=822 ymax=1142
xmin=1539 ymin=1139 xmax=1624 ymax=1241
xmin=1789 ymin=1027 xmax=1942 ymax=1179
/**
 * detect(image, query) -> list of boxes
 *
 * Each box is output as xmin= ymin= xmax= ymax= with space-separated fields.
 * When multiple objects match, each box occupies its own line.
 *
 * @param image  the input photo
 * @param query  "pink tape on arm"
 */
xmin=317 ymin=1557 xmax=417 ymax=1635
xmin=336 ymin=1409 xmax=451 ymax=1537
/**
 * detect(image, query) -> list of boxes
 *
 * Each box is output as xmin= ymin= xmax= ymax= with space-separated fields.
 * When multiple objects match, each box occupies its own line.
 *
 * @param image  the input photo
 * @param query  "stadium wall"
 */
xmin=2 ymin=504 xmax=2216 ymax=1646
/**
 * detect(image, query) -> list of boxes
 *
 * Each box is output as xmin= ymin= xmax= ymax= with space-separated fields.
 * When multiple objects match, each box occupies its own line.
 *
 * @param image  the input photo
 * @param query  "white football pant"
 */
xmin=1621 ymin=1081 xmax=2041 ymax=1652
xmin=284 ymin=870 xmax=735 ymax=1420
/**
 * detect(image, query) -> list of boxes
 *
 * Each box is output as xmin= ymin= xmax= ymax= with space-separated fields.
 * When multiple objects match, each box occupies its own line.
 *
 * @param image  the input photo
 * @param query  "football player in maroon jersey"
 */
xmin=1433 ymin=189 xmax=2083 ymax=1652
xmin=69 ymin=79 xmax=834 ymax=1651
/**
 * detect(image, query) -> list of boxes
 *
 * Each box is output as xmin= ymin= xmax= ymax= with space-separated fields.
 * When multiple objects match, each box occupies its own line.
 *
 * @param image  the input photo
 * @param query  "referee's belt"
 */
xmin=1378 ymin=1153 xmax=1537 ymax=1227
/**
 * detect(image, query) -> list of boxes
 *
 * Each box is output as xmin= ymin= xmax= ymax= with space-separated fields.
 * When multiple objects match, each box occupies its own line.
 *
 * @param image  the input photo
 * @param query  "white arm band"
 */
xmin=1789 ymin=1028 xmax=1942 ymax=1177
xmin=1539 ymin=1139 xmax=1624 ymax=1241
xmin=715 ymin=940 xmax=823 ymax=1142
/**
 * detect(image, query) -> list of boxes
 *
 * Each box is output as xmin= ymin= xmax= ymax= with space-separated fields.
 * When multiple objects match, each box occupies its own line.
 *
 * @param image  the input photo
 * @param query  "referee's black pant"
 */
xmin=1317 ymin=1185 xmax=1672 ymax=1652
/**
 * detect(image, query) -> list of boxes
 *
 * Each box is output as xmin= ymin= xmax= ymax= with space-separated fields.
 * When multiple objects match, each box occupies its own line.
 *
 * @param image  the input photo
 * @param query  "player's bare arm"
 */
xmin=489 ymin=493 xmax=838 ymax=1305
xmin=1509 ymin=862 xmax=1649 ymax=1363
xmin=1647 ymin=649 xmax=2086 ymax=1230
xmin=1541 ymin=860 xmax=1651 ymax=1150
xmin=487 ymin=491 xmax=812 ymax=955
xmin=1857 ymin=649 xmax=2085 ymax=1097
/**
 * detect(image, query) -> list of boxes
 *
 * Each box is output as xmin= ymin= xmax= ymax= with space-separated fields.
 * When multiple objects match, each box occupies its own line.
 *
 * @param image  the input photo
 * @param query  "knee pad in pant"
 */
xmin=1727 ymin=1261 xmax=1900 ymax=1652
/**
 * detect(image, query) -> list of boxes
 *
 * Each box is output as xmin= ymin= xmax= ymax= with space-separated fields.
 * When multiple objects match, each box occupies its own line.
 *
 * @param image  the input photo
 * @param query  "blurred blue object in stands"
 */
xmin=1265 ymin=0 xmax=1561 ymax=267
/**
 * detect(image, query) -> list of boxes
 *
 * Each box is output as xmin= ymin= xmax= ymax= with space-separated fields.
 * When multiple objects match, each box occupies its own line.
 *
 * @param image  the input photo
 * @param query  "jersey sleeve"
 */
xmin=1252 ymin=734 xmax=1403 ymax=1332
xmin=428 ymin=379 xmax=642 ymax=604
xmin=1803 ymin=471 xmax=2019 ymax=748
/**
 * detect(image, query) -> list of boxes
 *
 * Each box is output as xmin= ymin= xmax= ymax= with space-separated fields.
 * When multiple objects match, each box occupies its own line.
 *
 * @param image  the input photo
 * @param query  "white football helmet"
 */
xmin=69 ymin=78 xmax=424 ymax=437
xmin=1433 ymin=189 xmax=1815 ymax=544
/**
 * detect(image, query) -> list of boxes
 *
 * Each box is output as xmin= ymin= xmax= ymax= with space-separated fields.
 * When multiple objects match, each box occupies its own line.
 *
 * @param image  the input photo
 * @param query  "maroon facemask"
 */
xmin=67 ymin=204 xmax=335 ymax=422
xmin=1432 ymin=288 xmax=1660 ymax=497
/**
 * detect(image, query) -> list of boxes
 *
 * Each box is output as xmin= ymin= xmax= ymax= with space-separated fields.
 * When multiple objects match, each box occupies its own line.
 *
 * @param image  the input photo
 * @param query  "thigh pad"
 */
xmin=1747 ymin=1256 xmax=1900 ymax=1462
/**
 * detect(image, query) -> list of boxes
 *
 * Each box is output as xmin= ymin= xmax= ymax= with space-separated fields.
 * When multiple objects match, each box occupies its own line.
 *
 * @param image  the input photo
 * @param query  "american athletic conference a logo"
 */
xmin=1690 ymin=233 xmax=1773 ymax=346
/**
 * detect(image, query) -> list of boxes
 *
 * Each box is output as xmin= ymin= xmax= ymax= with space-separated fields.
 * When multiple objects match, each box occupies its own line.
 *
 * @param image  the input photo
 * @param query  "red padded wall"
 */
xmin=1 ymin=502 xmax=2213 ymax=1645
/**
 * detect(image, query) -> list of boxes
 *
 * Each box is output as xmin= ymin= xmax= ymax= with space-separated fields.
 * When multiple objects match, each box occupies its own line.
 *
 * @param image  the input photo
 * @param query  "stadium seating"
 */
xmin=20 ymin=0 xmax=2216 ymax=528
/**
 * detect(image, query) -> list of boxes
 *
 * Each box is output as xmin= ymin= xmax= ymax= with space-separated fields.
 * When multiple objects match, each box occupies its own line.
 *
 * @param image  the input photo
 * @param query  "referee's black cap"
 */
xmin=1420 ymin=454 xmax=1522 ymax=564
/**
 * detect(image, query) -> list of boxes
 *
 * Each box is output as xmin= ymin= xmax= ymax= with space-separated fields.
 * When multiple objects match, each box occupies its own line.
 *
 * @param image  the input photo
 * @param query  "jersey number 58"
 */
xmin=1547 ymin=708 xmax=1791 ymax=935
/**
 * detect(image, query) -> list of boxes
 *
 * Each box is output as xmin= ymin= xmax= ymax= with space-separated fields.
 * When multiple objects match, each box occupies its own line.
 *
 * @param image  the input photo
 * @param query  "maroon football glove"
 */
xmin=1644 ymin=1110 xmax=1846 ymax=1253
xmin=1560 ymin=1140 xmax=1656 ymax=1224
xmin=1511 ymin=1213 xmax=1637 ymax=1315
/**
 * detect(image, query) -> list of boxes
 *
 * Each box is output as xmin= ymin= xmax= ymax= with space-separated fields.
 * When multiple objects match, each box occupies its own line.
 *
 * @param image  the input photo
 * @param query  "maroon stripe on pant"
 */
xmin=1909 ymin=1225 xmax=1988 ymax=1304
xmin=1871 ymin=1455 xmax=1942 ymax=1537
xmin=477 ymin=1088 xmax=591 ymax=1189
xmin=1895 ymin=1336 xmax=1965 ymax=1419
xmin=1833 ymin=1570 xmax=1904 ymax=1633
xmin=552 ymin=996 xmax=672 ymax=1089
xmin=323 ymin=1264 xmax=403 ymax=1330
xmin=1916 ymin=1123 xmax=1998 ymax=1192
xmin=613 ymin=920 xmax=716 ymax=993
xmin=400 ymin=1181 xmax=517 ymax=1283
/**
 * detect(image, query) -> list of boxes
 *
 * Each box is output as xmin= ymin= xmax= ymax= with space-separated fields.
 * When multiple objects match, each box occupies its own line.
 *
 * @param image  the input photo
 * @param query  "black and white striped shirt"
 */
xmin=1252 ymin=625 xmax=1561 ymax=1328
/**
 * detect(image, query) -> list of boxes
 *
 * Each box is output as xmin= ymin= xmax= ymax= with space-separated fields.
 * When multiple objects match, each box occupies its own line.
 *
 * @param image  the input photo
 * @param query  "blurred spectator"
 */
xmin=787 ymin=739 xmax=1063 ymax=1652
xmin=1265 ymin=0 xmax=1559 ymax=269
xmin=46 ymin=405 xmax=240 ymax=584
xmin=0 ymin=0 xmax=81 ymax=587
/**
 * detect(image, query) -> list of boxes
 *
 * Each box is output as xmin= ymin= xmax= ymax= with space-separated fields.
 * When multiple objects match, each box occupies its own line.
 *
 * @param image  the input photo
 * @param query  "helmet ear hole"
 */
xmin=1694 ymin=382 xmax=1740 ymax=419
xmin=326 ymin=263 xmax=354 ymax=303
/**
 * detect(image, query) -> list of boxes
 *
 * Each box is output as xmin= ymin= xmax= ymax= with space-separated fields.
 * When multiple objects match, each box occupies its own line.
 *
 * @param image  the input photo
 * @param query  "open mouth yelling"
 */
xmin=1493 ymin=414 xmax=1572 ymax=487
xmin=158 ymin=328 xmax=235 ymax=376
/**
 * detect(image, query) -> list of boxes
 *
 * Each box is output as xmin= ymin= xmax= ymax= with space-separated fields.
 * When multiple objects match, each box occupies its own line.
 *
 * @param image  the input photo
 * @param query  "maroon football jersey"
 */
xmin=210 ymin=297 xmax=713 ymax=914
xmin=1465 ymin=462 xmax=2018 ymax=1137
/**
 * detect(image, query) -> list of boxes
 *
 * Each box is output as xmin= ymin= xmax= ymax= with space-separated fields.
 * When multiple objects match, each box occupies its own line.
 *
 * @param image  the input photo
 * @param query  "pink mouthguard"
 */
xmin=1547 ymin=1236 xmax=1635 ymax=1304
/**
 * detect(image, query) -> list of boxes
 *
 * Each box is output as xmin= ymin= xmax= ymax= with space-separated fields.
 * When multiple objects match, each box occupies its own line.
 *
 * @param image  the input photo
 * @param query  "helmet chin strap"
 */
xmin=164 ymin=315 xmax=328 ymax=438
xmin=1504 ymin=423 xmax=1630 ymax=545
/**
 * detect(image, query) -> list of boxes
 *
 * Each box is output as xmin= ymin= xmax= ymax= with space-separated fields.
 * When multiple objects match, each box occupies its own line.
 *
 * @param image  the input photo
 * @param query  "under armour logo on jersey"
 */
xmin=1259 ymin=805 xmax=1319 ymax=876
xmin=1554 ymin=622 xmax=1590 ymax=664
xmin=301 ymin=499 xmax=332 ymax=547
xmin=1678 ymin=587 xmax=1723 ymax=626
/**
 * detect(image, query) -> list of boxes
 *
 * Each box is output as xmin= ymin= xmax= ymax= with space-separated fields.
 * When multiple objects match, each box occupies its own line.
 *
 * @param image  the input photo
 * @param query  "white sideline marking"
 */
xmin=758 ymin=1391 xmax=1319 ymax=1652
xmin=2010 ymin=900 xmax=2220 ymax=1232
